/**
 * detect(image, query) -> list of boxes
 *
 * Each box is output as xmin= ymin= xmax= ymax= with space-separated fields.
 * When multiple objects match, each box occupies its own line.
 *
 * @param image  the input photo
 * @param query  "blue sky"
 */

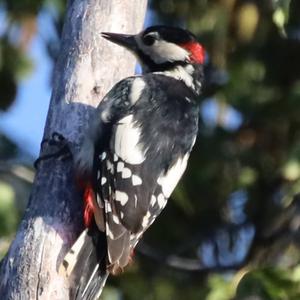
xmin=0 ymin=12 xmax=53 ymax=158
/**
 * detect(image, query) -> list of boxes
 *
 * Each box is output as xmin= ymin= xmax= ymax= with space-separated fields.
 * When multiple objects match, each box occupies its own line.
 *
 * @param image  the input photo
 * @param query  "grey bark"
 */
xmin=0 ymin=0 xmax=147 ymax=299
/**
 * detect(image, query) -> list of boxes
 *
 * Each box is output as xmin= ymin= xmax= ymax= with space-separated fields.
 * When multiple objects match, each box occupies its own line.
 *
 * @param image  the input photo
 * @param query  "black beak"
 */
xmin=101 ymin=32 xmax=137 ymax=51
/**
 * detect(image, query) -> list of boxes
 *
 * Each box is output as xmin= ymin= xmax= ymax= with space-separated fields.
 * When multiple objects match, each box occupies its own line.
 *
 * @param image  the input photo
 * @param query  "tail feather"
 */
xmin=60 ymin=227 xmax=109 ymax=300
xmin=78 ymin=266 xmax=108 ymax=300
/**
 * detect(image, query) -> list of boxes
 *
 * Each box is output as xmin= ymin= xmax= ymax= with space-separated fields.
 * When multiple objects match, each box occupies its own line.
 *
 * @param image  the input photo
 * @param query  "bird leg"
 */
xmin=34 ymin=132 xmax=72 ymax=169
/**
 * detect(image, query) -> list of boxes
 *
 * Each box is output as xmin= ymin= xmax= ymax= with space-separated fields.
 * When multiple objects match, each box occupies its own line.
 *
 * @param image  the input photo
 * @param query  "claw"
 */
xmin=34 ymin=132 xmax=72 ymax=169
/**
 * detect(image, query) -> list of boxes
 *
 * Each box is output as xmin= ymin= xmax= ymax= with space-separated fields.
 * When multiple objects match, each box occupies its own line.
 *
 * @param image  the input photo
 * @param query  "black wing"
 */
xmin=92 ymin=75 xmax=198 ymax=271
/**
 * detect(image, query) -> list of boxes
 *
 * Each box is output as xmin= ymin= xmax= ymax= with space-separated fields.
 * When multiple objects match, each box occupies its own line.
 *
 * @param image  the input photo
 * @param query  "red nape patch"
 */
xmin=83 ymin=184 xmax=95 ymax=228
xmin=181 ymin=42 xmax=205 ymax=64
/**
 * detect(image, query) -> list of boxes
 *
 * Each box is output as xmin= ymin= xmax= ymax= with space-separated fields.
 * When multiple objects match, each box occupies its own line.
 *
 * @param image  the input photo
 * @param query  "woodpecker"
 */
xmin=60 ymin=25 xmax=205 ymax=299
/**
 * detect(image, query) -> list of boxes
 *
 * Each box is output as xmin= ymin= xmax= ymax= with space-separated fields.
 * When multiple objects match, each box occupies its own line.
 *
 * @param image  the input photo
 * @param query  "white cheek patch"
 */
xmin=136 ymin=36 xmax=189 ymax=64
xmin=114 ymin=115 xmax=146 ymax=164
xmin=130 ymin=77 xmax=146 ymax=105
xmin=157 ymin=154 xmax=189 ymax=198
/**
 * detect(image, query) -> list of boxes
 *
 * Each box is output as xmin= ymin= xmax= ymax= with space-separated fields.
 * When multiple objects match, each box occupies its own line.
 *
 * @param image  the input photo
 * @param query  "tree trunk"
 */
xmin=0 ymin=0 xmax=147 ymax=299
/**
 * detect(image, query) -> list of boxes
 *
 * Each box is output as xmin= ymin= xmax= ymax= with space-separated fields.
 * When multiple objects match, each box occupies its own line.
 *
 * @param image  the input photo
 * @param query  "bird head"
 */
xmin=101 ymin=26 xmax=205 ymax=72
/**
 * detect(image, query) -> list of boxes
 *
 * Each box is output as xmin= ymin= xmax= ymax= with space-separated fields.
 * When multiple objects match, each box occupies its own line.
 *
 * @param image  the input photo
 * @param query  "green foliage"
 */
xmin=0 ymin=181 xmax=17 ymax=236
xmin=236 ymin=268 xmax=300 ymax=300
xmin=2 ymin=0 xmax=43 ymax=17
xmin=206 ymin=274 xmax=235 ymax=300
xmin=0 ymin=0 xmax=65 ymax=111
xmin=0 ymin=39 xmax=33 ymax=79
xmin=138 ymin=0 xmax=300 ymax=299
xmin=108 ymin=270 xmax=208 ymax=300
xmin=0 ymin=134 xmax=18 ymax=160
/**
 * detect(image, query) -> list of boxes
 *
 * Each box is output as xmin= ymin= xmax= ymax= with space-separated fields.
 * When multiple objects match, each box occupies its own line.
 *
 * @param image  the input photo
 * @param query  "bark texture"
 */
xmin=0 ymin=0 xmax=147 ymax=299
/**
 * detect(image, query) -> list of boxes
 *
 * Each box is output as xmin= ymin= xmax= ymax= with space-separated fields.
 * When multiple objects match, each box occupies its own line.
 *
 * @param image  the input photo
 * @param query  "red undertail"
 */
xmin=83 ymin=183 xmax=95 ymax=228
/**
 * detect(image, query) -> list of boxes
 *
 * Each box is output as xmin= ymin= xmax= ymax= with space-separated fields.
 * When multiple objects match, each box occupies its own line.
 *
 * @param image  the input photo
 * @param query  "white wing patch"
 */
xmin=150 ymin=195 xmax=156 ymax=207
xmin=122 ymin=167 xmax=132 ymax=179
xmin=132 ymin=174 xmax=142 ymax=186
xmin=106 ymin=201 xmax=112 ymax=213
xmin=112 ymin=214 xmax=120 ymax=224
xmin=117 ymin=161 xmax=124 ymax=172
xmin=141 ymin=211 xmax=152 ymax=228
xmin=157 ymin=193 xmax=167 ymax=209
xmin=130 ymin=78 xmax=146 ymax=105
xmin=101 ymin=177 xmax=107 ymax=185
xmin=115 ymin=190 xmax=129 ymax=206
xmin=157 ymin=154 xmax=189 ymax=198
xmin=114 ymin=115 xmax=146 ymax=164
xmin=106 ymin=160 xmax=114 ymax=173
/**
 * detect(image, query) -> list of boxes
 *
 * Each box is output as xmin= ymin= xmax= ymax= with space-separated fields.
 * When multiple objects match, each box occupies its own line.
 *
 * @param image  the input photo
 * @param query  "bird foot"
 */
xmin=34 ymin=132 xmax=72 ymax=169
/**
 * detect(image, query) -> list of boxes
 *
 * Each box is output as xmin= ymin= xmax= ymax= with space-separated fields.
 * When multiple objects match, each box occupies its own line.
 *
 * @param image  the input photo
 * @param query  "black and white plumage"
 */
xmin=60 ymin=25 xmax=205 ymax=299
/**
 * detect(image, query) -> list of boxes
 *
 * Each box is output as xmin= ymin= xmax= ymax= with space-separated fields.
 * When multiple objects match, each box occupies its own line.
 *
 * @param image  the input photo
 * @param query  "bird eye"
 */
xmin=142 ymin=34 xmax=156 ymax=46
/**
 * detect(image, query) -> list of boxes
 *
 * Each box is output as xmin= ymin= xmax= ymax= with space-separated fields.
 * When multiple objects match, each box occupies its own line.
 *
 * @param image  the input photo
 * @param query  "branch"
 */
xmin=137 ymin=213 xmax=299 ymax=274
xmin=137 ymin=242 xmax=245 ymax=273
xmin=0 ymin=0 xmax=147 ymax=298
